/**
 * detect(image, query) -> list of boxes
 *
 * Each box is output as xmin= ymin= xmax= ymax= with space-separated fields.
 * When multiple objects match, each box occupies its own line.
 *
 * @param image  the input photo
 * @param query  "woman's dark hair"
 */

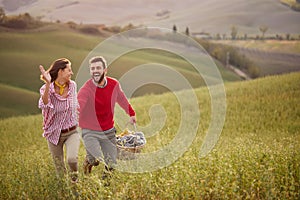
xmin=48 ymin=58 xmax=71 ymax=82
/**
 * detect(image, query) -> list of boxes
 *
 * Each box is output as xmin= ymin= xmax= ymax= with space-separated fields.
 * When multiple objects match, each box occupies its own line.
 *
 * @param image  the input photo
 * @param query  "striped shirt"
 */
xmin=38 ymin=80 xmax=78 ymax=145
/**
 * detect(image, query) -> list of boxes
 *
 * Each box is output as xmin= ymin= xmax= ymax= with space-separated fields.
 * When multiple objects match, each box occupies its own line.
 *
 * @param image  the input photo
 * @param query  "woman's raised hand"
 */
xmin=39 ymin=65 xmax=51 ymax=83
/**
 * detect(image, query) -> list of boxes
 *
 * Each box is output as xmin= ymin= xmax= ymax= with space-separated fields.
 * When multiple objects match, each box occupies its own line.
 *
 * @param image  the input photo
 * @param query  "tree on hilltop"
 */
xmin=230 ymin=25 xmax=238 ymax=40
xmin=1 ymin=12 xmax=42 ymax=29
xmin=173 ymin=24 xmax=177 ymax=33
xmin=185 ymin=27 xmax=189 ymax=36
xmin=259 ymin=25 xmax=268 ymax=39
xmin=0 ymin=7 xmax=6 ymax=23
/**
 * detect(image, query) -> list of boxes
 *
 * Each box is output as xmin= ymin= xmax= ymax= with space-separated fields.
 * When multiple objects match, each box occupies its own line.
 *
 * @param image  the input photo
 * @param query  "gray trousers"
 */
xmin=81 ymin=128 xmax=117 ymax=169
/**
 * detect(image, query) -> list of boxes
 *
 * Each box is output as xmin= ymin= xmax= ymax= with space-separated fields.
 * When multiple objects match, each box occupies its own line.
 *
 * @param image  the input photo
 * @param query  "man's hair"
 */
xmin=89 ymin=56 xmax=107 ymax=69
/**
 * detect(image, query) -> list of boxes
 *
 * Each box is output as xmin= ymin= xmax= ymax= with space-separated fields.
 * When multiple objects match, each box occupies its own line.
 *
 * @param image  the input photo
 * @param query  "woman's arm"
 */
xmin=39 ymin=65 xmax=51 ymax=105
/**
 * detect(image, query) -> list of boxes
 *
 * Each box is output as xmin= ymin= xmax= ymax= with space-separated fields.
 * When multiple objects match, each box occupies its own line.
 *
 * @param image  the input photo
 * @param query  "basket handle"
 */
xmin=125 ymin=122 xmax=137 ymax=132
xmin=133 ymin=123 xmax=137 ymax=132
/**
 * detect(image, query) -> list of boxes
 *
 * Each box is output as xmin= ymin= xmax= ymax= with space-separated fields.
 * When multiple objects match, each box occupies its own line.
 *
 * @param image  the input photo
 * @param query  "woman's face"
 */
xmin=59 ymin=64 xmax=73 ymax=82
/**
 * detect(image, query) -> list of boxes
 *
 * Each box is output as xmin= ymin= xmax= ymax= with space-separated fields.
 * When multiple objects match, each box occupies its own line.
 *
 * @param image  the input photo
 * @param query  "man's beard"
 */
xmin=93 ymin=72 xmax=105 ymax=84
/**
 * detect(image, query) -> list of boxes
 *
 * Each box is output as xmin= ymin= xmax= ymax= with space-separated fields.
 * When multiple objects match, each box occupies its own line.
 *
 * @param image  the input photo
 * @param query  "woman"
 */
xmin=38 ymin=58 xmax=80 ymax=183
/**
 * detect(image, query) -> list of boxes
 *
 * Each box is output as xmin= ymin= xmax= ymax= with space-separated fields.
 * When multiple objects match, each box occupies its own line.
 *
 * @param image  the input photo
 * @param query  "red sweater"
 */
xmin=78 ymin=77 xmax=135 ymax=131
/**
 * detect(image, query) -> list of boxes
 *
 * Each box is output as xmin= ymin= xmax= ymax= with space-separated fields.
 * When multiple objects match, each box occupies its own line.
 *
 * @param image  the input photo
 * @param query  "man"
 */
xmin=78 ymin=56 xmax=136 ymax=178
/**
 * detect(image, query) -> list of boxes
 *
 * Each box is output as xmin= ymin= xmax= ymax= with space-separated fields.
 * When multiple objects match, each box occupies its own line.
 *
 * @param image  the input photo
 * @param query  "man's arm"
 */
xmin=116 ymin=83 xmax=136 ymax=120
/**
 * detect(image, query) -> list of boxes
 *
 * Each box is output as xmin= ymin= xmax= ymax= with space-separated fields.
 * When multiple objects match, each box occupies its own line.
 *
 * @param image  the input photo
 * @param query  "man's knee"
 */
xmin=67 ymin=156 xmax=78 ymax=164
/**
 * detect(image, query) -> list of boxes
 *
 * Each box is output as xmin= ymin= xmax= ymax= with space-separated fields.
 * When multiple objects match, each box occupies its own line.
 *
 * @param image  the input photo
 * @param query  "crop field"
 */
xmin=237 ymin=47 xmax=300 ymax=76
xmin=212 ymin=40 xmax=300 ymax=77
xmin=214 ymin=40 xmax=300 ymax=54
xmin=0 ymin=72 xmax=299 ymax=199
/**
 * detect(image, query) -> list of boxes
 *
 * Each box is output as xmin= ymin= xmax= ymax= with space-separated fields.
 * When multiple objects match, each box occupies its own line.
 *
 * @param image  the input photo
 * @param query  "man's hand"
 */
xmin=129 ymin=116 xmax=136 ymax=125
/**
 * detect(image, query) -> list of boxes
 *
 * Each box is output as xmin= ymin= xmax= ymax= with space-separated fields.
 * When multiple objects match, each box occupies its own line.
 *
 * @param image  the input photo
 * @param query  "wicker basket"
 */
xmin=116 ymin=125 xmax=146 ymax=160
xmin=117 ymin=143 xmax=145 ymax=160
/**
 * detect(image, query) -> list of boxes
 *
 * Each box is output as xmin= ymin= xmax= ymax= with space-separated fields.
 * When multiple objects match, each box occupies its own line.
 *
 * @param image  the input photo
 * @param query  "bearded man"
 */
xmin=77 ymin=56 xmax=136 ymax=178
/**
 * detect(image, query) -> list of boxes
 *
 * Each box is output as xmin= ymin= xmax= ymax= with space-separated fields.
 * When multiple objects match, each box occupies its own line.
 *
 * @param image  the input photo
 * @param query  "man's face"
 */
xmin=89 ymin=61 xmax=106 ymax=83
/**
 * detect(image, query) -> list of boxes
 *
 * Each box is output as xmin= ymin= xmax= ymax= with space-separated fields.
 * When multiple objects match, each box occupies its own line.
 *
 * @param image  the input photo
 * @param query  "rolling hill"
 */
xmin=1 ymin=0 xmax=300 ymax=34
xmin=0 ymin=24 xmax=241 ymax=119
xmin=0 ymin=83 xmax=40 ymax=118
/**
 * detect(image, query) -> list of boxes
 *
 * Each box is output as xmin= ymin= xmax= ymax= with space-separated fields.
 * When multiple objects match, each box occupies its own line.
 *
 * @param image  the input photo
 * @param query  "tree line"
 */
xmin=172 ymin=24 xmax=300 ymax=41
xmin=0 ymin=7 xmax=45 ymax=29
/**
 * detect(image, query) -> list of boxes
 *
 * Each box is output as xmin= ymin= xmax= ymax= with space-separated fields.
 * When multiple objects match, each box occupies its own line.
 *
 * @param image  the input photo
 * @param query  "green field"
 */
xmin=0 ymin=25 xmax=241 ymax=119
xmin=0 ymin=83 xmax=40 ymax=118
xmin=0 ymin=72 xmax=299 ymax=199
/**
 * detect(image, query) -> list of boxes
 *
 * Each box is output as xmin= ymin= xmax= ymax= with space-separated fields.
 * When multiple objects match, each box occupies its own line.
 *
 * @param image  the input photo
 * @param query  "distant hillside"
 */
xmin=212 ymin=40 xmax=300 ymax=77
xmin=0 ymin=83 xmax=40 ymax=118
xmin=1 ymin=0 xmax=300 ymax=34
xmin=0 ymin=25 xmax=101 ymax=92
xmin=0 ymin=24 xmax=242 ymax=119
xmin=0 ymin=25 xmax=102 ymax=119
xmin=1 ymin=0 xmax=37 ymax=12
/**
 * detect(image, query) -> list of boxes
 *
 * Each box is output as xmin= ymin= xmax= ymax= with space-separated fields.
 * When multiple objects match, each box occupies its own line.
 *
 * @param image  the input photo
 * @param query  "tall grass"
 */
xmin=0 ymin=72 xmax=299 ymax=199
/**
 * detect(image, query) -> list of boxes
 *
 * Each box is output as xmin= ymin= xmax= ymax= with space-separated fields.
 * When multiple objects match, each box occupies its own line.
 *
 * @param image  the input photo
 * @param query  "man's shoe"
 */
xmin=70 ymin=171 xmax=79 ymax=183
xmin=83 ymin=158 xmax=100 ymax=175
xmin=102 ymin=166 xmax=114 ymax=180
xmin=83 ymin=158 xmax=92 ymax=174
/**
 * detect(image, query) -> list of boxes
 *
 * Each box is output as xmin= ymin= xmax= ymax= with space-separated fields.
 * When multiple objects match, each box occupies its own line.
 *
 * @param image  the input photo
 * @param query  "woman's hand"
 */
xmin=39 ymin=65 xmax=51 ymax=83
xmin=39 ymin=65 xmax=51 ymax=105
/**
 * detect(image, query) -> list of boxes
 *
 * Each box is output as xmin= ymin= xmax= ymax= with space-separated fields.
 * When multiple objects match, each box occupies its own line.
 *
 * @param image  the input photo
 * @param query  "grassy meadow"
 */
xmin=0 ymin=25 xmax=241 ymax=119
xmin=0 ymin=83 xmax=40 ymax=118
xmin=0 ymin=72 xmax=299 ymax=199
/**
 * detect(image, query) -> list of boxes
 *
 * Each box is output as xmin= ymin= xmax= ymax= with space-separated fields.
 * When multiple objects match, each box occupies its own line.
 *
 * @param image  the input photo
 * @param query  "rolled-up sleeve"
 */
xmin=38 ymin=84 xmax=54 ymax=109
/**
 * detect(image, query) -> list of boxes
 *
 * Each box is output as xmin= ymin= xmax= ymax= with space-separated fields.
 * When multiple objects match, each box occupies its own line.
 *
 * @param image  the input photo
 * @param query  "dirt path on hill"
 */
xmin=226 ymin=64 xmax=251 ymax=80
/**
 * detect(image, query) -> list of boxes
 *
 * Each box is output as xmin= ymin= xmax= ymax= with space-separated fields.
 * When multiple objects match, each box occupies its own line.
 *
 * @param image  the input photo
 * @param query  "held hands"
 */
xmin=39 ymin=65 xmax=51 ymax=83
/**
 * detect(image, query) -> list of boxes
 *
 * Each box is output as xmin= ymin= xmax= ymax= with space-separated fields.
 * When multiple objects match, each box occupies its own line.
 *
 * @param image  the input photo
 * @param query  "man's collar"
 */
xmin=92 ymin=77 xmax=107 ymax=88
